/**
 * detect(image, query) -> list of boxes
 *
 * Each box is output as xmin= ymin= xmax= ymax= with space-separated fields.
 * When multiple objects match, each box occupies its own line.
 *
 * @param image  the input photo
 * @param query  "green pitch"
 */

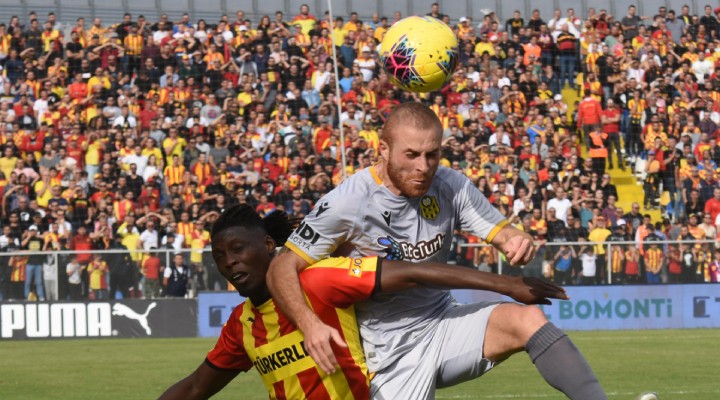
xmin=0 ymin=329 xmax=717 ymax=399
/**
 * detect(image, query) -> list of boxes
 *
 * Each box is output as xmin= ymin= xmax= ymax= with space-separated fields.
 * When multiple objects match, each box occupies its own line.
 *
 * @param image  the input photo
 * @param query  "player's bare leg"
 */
xmin=484 ymin=303 xmax=608 ymax=400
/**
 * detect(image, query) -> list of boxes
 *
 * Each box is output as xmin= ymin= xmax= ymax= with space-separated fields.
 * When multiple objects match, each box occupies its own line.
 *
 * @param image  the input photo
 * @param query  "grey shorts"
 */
xmin=370 ymin=301 xmax=501 ymax=400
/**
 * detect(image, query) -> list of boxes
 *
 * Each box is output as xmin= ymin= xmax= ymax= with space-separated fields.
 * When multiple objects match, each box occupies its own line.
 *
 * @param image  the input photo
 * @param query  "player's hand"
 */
xmin=300 ymin=316 xmax=347 ymax=375
xmin=507 ymin=276 xmax=570 ymax=305
xmin=501 ymin=231 xmax=535 ymax=265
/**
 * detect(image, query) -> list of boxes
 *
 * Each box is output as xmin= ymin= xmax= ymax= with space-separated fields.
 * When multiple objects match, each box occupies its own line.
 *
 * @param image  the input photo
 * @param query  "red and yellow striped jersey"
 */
xmin=610 ymin=246 xmax=624 ymax=274
xmin=0 ymin=34 xmax=12 ymax=55
xmin=164 ymin=165 xmax=185 ymax=186
xmin=124 ymin=34 xmax=143 ymax=55
xmin=11 ymin=256 xmax=27 ymax=282
xmin=191 ymin=162 xmax=212 ymax=185
xmin=206 ymin=257 xmax=379 ymax=399
xmin=644 ymin=248 xmax=663 ymax=274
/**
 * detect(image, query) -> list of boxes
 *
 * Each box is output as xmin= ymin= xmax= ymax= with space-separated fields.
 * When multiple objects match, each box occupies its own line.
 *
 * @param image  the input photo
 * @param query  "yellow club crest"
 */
xmin=419 ymin=195 xmax=440 ymax=220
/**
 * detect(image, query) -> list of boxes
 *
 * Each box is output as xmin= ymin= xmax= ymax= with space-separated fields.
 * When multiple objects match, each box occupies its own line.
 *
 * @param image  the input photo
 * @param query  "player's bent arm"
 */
xmin=380 ymin=260 xmax=568 ymax=305
xmin=267 ymin=249 xmax=347 ymax=375
xmin=266 ymin=249 xmax=314 ymax=329
xmin=158 ymin=360 xmax=240 ymax=400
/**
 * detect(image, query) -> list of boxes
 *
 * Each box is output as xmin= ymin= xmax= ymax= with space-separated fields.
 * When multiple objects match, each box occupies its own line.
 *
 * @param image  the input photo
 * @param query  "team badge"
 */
xmin=419 ymin=195 xmax=440 ymax=220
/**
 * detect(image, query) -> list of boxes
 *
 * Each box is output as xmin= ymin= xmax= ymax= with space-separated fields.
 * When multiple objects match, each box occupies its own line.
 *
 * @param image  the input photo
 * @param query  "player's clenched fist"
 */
xmin=501 ymin=231 xmax=536 ymax=266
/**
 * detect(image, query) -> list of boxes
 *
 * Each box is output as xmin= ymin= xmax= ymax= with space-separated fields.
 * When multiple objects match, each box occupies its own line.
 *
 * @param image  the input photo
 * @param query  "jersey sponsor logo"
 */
xmin=250 ymin=331 xmax=316 ymax=383
xmin=376 ymin=233 xmax=445 ymax=261
xmin=316 ymin=202 xmax=330 ymax=216
xmin=381 ymin=211 xmax=391 ymax=226
xmin=349 ymin=258 xmax=363 ymax=277
xmin=289 ymin=221 xmax=321 ymax=249
xmin=419 ymin=195 xmax=440 ymax=220
xmin=253 ymin=341 xmax=310 ymax=376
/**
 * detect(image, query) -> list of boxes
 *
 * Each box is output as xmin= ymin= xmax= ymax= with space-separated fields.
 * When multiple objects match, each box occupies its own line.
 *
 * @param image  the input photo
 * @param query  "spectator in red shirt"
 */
xmin=704 ymin=187 xmax=720 ymax=223
xmin=601 ymin=99 xmax=623 ymax=170
xmin=576 ymin=90 xmax=603 ymax=146
xmin=265 ymin=153 xmax=285 ymax=181
xmin=142 ymin=250 xmax=162 ymax=299
xmin=69 ymin=225 xmax=93 ymax=265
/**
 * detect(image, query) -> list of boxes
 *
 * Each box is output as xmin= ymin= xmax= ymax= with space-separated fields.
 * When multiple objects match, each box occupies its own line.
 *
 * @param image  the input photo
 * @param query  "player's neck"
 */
xmin=248 ymin=287 xmax=272 ymax=306
xmin=373 ymin=162 xmax=402 ymax=197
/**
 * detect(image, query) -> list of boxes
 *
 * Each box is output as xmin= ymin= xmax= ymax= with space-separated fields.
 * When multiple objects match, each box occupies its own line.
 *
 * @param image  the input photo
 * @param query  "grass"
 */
xmin=0 ymin=329 xmax=717 ymax=399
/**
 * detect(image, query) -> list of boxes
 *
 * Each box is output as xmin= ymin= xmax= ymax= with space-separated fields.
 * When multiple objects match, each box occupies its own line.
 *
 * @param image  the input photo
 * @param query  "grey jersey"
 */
xmin=286 ymin=166 xmax=508 ymax=371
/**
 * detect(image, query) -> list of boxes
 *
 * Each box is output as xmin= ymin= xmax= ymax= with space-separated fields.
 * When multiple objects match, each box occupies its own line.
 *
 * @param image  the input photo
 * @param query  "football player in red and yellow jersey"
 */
xmin=160 ymin=205 xmax=566 ymax=400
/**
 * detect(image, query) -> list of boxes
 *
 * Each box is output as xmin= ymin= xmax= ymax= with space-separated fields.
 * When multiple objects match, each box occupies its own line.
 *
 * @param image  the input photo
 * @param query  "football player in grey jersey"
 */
xmin=268 ymin=103 xmax=607 ymax=400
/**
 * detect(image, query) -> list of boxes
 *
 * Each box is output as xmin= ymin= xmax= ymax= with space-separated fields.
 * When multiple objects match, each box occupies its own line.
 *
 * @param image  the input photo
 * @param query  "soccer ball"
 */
xmin=637 ymin=392 xmax=659 ymax=400
xmin=379 ymin=16 xmax=459 ymax=93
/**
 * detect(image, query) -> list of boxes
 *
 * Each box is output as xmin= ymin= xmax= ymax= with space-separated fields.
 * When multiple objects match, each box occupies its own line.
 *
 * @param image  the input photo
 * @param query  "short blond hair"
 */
xmin=382 ymin=102 xmax=443 ymax=146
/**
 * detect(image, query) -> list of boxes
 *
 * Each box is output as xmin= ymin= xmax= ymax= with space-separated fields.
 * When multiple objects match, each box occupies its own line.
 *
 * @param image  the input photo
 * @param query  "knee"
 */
xmin=494 ymin=303 xmax=549 ymax=342
xmin=485 ymin=304 xmax=550 ymax=361
xmin=517 ymin=305 xmax=549 ymax=342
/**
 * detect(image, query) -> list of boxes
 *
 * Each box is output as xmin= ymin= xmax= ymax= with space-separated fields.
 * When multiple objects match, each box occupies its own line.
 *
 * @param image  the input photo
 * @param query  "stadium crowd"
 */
xmin=0 ymin=2 xmax=719 ymax=302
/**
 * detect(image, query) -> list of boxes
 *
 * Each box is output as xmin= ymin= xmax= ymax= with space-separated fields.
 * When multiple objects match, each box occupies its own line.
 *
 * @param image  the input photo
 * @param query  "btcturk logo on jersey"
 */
xmin=376 ymin=234 xmax=445 ymax=261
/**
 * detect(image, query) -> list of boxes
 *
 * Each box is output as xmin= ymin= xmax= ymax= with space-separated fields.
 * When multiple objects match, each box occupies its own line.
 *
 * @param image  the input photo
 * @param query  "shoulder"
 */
xmin=306 ymin=169 xmax=376 ymax=218
xmin=329 ymin=167 xmax=376 ymax=197
xmin=434 ymin=167 xmax=471 ymax=191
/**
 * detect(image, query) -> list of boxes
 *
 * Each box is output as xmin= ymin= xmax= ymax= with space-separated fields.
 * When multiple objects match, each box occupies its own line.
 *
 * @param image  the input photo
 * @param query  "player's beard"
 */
xmin=386 ymin=156 xmax=435 ymax=198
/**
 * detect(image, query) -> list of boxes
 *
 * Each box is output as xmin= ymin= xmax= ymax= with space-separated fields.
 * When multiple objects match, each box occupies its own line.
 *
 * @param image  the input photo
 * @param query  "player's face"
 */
xmin=384 ymin=126 xmax=441 ymax=197
xmin=212 ymin=227 xmax=275 ymax=301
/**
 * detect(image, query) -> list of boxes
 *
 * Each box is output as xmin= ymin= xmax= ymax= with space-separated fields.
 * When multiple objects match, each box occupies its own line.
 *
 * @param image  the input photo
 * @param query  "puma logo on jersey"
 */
xmin=316 ymin=202 xmax=330 ymax=216
xmin=381 ymin=211 xmax=391 ymax=226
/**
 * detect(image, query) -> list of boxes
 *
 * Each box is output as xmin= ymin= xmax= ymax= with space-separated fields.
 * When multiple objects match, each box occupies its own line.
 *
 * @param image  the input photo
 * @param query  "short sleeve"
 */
xmin=206 ymin=305 xmax=253 ymax=372
xmin=299 ymin=257 xmax=381 ymax=309
xmin=285 ymin=188 xmax=360 ymax=263
xmin=453 ymin=173 xmax=509 ymax=242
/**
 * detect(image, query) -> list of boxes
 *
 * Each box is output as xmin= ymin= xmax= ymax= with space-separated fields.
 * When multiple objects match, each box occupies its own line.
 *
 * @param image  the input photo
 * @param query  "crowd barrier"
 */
xmin=452 ymin=284 xmax=720 ymax=331
xmin=2 ymin=237 xmax=719 ymax=339
xmin=8 ymin=0 xmax=712 ymax=33
xmin=1 ymin=285 xmax=717 ymax=340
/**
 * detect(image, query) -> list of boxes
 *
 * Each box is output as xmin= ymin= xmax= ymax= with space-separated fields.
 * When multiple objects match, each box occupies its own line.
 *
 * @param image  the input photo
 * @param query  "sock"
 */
xmin=526 ymin=323 xmax=608 ymax=400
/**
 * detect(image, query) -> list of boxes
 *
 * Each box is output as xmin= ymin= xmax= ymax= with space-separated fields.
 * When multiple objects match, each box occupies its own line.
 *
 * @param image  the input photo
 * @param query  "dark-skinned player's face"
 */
xmin=211 ymin=227 xmax=275 ymax=300
xmin=382 ymin=126 xmax=441 ymax=197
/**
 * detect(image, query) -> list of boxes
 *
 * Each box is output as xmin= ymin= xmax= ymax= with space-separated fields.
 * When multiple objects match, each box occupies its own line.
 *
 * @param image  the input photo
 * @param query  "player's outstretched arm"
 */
xmin=158 ymin=361 xmax=239 ymax=400
xmin=381 ymin=260 xmax=569 ymax=305
xmin=267 ymin=249 xmax=347 ymax=375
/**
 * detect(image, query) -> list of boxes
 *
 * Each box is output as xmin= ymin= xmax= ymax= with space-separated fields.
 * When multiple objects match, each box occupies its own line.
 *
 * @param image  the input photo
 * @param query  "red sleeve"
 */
xmin=206 ymin=304 xmax=253 ymax=372
xmin=299 ymin=257 xmax=381 ymax=309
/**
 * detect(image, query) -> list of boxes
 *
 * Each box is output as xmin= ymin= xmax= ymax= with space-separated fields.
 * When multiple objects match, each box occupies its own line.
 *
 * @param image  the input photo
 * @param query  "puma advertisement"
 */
xmin=0 ymin=299 xmax=197 ymax=339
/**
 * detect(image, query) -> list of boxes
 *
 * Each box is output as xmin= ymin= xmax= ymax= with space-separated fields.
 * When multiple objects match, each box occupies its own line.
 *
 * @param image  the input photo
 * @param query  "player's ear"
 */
xmin=379 ymin=139 xmax=390 ymax=160
xmin=264 ymin=235 xmax=276 ymax=254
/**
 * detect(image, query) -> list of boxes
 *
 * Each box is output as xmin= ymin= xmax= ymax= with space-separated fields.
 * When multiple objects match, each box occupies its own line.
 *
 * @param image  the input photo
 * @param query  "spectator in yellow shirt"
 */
xmin=588 ymin=217 xmax=611 ymax=284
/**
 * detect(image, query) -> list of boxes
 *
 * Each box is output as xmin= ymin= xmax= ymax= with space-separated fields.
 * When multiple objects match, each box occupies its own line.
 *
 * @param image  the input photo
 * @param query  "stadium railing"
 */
xmin=21 ymin=0 xmax=706 ymax=34
xmin=459 ymin=239 xmax=718 ymax=285
xmin=0 ymin=238 xmax=716 ymax=302
xmin=0 ymin=247 xmax=217 ymax=302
